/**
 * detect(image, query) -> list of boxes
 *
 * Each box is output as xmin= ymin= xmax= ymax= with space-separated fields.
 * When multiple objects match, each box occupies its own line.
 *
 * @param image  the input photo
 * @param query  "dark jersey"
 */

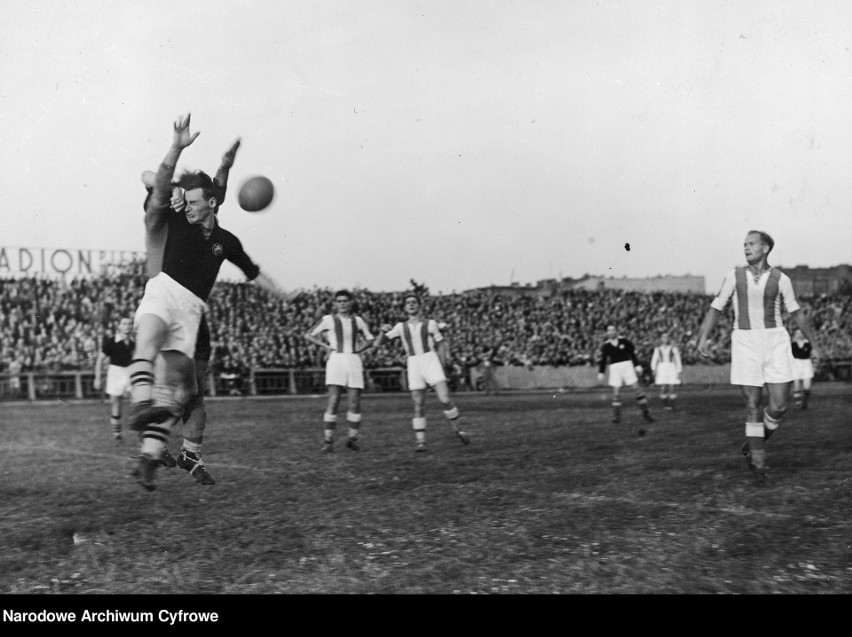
xmin=791 ymin=340 xmax=812 ymax=360
xmin=161 ymin=213 xmax=260 ymax=301
xmin=598 ymin=337 xmax=638 ymax=373
xmin=101 ymin=336 xmax=135 ymax=368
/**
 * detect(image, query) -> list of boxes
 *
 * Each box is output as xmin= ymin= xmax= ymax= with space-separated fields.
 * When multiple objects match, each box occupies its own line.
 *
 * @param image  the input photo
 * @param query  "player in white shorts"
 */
xmin=376 ymin=293 xmax=470 ymax=452
xmin=650 ymin=333 xmax=682 ymax=411
xmin=790 ymin=328 xmax=815 ymax=410
xmin=304 ymin=290 xmax=376 ymax=452
xmin=597 ymin=325 xmax=654 ymax=427
xmin=128 ymin=114 xmax=294 ymax=491
xmin=93 ymin=316 xmax=135 ymax=441
xmin=697 ymin=230 xmax=819 ymax=479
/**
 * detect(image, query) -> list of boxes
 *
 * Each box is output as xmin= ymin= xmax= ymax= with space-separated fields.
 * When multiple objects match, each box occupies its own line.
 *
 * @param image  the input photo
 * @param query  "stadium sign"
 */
xmin=0 ymin=246 xmax=144 ymax=277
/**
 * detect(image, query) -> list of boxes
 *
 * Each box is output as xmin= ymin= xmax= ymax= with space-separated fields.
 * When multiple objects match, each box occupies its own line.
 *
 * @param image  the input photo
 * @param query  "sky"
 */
xmin=2 ymin=0 xmax=851 ymax=295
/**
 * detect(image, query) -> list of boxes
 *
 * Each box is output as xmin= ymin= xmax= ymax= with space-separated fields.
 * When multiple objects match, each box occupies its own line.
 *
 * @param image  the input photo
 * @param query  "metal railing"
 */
xmin=0 ymin=367 xmax=410 ymax=402
xmin=0 ymin=360 xmax=848 ymax=402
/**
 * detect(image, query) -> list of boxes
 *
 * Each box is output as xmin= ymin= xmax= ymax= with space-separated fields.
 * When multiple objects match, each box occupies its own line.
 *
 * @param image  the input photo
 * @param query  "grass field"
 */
xmin=1 ymin=384 xmax=851 ymax=596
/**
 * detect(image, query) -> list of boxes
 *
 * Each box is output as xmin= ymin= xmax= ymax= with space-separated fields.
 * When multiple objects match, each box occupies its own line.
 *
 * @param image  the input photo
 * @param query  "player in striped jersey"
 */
xmin=304 ymin=290 xmax=377 ymax=452
xmin=790 ymin=328 xmax=815 ymax=410
xmin=650 ymin=332 xmax=682 ymax=411
xmin=376 ymin=293 xmax=470 ymax=452
xmin=697 ymin=230 xmax=819 ymax=480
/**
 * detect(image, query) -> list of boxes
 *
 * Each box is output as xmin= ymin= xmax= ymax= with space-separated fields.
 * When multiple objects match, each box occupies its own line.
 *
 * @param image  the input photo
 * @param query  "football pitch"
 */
xmin=1 ymin=384 xmax=851 ymax=595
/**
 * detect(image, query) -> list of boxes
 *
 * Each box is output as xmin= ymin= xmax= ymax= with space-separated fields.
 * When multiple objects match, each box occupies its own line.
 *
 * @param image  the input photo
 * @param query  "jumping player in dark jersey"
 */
xmin=137 ymin=138 xmax=240 ymax=485
xmin=128 ymin=113 xmax=298 ymax=491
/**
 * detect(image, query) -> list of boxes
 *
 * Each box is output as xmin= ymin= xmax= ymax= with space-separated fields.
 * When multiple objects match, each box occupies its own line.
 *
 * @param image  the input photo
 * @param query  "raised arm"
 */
xmin=146 ymin=113 xmax=200 ymax=228
xmin=214 ymin=138 xmax=242 ymax=194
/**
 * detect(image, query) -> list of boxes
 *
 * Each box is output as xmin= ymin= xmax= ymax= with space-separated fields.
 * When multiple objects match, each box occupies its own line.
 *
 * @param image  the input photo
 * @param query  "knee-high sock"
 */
xmin=141 ymin=417 xmax=178 ymax=460
xmin=346 ymin=411 xmax=361 ymax=439
xmin=128 ymin=359 xmax=155 ymax=404
xmin=412 ymin=417 xmax=426 ymax=443
xmin=763 ymin=409 xmax=781 ymax=442
xmin=323 ymin=412 xmax=337 ymax=442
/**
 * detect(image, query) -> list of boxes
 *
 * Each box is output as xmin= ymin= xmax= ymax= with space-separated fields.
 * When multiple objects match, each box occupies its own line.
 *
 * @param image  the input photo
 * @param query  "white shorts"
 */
xmin=105 ymin=364 xmax=131 ymax=397
xmin=406 ymin=351 xmax=447 ymax=391
xmin=791 ymin=358 xmax=814 ymax=381
xmin=608 ymin=361 xmax=638 ymax=388
xmin=730 ymin=328 xmax=794 ymax=387
xmin=133 ymin=272 xmax=206 ymax=359
xmin=325 ymin=352 xmax=365 ymax=389
xmin=654 ymin=362 xmax=681 ymax=386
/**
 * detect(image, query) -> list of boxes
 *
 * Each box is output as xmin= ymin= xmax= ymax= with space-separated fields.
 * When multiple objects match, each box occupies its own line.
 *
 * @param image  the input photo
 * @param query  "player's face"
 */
xmin=743 ymin=233 xmax=767 ymax=263
xmin=184 ymin=188 xmax=216 ymax=225
xmin=606 ymin=326 xmax=617 ymax=340
xmin=794 ymin=329 xmax=804 ymax=340
xmin=404 ymin=297 xmax=421 ymax=315
xmin=661 ymin=334 xmax=670 ymax=345
xmin=117 ymin=318 xmax=132 ymax=335
xmin=334 ymin=296 xmax=351 ymax=313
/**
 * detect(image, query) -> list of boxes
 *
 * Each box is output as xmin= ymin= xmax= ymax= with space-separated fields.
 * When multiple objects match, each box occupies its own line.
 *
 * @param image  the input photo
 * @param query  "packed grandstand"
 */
xmin=1 ymin=260 xmax=850 ymax=383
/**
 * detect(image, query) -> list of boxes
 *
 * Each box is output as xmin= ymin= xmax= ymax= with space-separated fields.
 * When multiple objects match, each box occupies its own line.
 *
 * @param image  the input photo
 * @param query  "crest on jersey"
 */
xmin=211 ymin=243 xmax=224 ymax=258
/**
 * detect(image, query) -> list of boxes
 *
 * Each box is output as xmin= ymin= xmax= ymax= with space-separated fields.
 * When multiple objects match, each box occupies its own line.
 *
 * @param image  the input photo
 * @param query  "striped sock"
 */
xmin=128 ymin=359 xmax=155 ymax=404
xmin=346 ymin=412 xmax=361 ymax=440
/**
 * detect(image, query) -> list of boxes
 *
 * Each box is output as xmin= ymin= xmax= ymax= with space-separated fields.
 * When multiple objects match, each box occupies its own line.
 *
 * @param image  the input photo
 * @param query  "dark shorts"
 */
xmin=194 ymin=314 xmax=211 ymax=362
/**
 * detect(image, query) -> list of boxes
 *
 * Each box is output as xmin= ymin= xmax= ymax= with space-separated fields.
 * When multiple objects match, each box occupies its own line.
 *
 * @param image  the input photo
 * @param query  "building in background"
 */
xmin=780 ymin=265 xmax=852 ymax=297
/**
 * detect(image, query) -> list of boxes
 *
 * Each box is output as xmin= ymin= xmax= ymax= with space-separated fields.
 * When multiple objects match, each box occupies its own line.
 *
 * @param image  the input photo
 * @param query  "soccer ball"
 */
xmin=238 ymin=175 xmax=275 ymax=212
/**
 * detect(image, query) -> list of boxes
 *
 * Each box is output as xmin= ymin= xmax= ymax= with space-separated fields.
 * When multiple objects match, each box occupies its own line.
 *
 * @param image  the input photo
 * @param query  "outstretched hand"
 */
xmin=221 ymin=138 xmax=242 ymax=169
xmin=173 ymin=113 xmax=200 ymax=149
xmin=282 ymin=288 xmax=306 ymax=304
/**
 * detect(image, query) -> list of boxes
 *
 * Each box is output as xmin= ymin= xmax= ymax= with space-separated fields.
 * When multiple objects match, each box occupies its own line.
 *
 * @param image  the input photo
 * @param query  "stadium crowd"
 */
xmin=1 ymin=263 xmax=851 ymax=380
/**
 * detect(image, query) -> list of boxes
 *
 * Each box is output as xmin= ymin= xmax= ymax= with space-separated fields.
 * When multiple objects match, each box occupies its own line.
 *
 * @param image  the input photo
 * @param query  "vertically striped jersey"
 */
xmin=309 ymin=314 xmax=374 ymax=353
xmin=651 ymin=345 xmax=682 ymax=371
xmin=384 ymin=319 xmax=443 ymax=357
xmin=710 ymin=267 xmax=800 ymax=330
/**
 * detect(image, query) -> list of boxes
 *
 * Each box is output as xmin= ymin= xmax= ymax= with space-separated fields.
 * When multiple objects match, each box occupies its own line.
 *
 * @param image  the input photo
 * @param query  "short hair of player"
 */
xmin=403 ymin=293 xmax=421 ymax=307
xmin=747 ymin=229 xmax=774 ymax=254
xmin=334 ymin=289 xmax=352 ymax=301
xmin=177 ymin=170 xmax=218 ymax=202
